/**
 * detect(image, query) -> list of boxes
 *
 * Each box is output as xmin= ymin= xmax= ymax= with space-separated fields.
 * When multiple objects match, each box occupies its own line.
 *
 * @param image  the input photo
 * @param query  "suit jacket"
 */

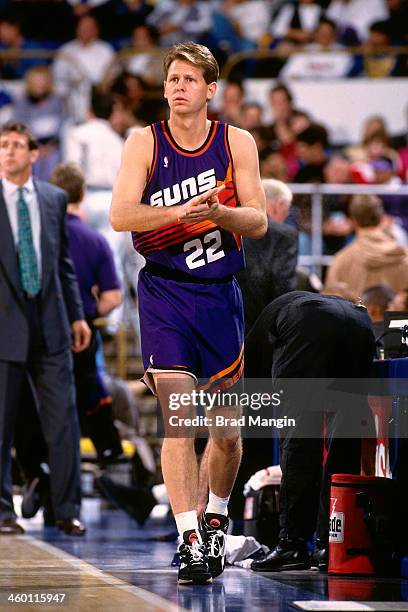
xmin=0 ymin=178 xmax=84 ymax=363
xmin=237 ymin=219 xmax=298 ymax=333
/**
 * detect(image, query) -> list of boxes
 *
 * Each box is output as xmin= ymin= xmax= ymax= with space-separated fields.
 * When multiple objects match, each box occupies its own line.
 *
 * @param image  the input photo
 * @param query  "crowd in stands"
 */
xmin=1 ymin=0 xmax=408 ymax=316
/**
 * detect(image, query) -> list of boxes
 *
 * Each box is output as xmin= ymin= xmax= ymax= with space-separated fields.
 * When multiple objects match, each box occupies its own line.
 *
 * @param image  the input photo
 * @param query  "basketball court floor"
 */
xmin=2 ymin=498 xmax=408 ymax=612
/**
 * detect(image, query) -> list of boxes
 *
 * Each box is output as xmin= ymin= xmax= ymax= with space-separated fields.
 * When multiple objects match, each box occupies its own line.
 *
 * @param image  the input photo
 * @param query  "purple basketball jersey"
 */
xmin=132 ymin=121 xmax=245 ymax=279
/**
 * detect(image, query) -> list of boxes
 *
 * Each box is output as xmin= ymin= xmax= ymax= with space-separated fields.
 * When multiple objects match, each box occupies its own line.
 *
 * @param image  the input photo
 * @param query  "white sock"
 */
xmin=206 ymin=491 xmax=229 ymax=516
xmin=175 ymin=510 xmax=199 ymax=542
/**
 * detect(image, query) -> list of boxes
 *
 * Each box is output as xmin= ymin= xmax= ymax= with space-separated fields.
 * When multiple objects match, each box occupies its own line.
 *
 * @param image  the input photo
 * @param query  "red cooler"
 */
xmin=329 ymin=474 xmax=395 ymax=575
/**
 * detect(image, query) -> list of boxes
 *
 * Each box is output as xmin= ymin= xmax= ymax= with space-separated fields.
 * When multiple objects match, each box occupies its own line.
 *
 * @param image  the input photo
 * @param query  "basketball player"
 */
xmin=110 ymin=42 xmax=266 ymax=584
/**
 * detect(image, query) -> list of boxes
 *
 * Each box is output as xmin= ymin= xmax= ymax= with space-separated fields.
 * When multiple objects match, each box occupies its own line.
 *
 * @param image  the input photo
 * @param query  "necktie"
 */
xmin=17 ymin=186 xmax=40 ymax=296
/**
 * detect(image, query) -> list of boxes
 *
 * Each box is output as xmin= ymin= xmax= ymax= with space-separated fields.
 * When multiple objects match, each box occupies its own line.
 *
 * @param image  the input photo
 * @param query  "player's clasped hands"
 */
xmin=178 ymin=184 xmax=225 ymax=222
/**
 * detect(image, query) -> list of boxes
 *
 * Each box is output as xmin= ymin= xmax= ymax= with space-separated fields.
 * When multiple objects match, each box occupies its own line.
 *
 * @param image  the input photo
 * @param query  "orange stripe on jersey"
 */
xmin=162 ymin=120 xmax=219 ymax=157
xmin=200 ymin=344 xmax=244 ymax=391
xmin=142 ymin=221 xmax=217 ymax=254
xmin=137 ymin=220 xmax=215 ymax=251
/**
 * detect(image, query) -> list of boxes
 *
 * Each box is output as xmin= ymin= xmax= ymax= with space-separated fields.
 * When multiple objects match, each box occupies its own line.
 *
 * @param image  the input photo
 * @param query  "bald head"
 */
xmin=262 ymin=179 xmax=293 ymax=224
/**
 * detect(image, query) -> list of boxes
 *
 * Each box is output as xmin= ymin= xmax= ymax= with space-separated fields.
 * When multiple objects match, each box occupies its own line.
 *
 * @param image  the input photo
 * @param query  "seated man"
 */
xmin=246 ymin=291 xmax=375 ymax=572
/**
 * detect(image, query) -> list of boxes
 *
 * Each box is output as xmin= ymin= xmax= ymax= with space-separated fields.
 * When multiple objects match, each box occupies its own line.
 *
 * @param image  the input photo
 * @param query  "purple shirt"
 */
xmin=67 ymin=213 xmax=120 ymax=318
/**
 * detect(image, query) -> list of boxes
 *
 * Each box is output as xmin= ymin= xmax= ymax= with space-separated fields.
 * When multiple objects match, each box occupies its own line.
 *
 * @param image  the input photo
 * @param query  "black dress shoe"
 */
xmin=0 ymin=518 xmax=25 ymax=535
xmin=21 ymin=477 xmax=42 ymax=519
xmin=22 ymin=471 xmax=52 ymax=520
xmin=311 ymin=544 xmax=328 ymax=572
xmin=252 ymin=538 xmax=311 ymax=572
xmin=56 ymin=518 xmax=86 ymax=536
xmin=96 ymin=474 xmax=156 ymax=525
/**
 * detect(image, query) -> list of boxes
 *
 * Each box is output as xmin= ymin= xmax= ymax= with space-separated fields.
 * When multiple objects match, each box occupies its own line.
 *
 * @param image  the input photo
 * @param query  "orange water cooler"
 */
xmin=328 ymin=474 xmax=396 ymax=575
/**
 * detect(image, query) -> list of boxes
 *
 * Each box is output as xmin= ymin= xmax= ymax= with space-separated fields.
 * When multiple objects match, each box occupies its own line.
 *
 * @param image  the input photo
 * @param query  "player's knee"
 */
xmin=211 ymin=435 xmax=241 ymax=455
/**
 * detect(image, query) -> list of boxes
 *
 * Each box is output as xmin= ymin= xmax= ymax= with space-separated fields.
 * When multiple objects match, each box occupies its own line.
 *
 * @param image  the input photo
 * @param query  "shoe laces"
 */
xmin=180 ymin=540 xmax=207 ymax=564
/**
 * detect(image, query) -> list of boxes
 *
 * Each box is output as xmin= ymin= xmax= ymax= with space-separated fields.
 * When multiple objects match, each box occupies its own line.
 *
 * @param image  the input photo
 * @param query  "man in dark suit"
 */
xmin=0 ymin=121 xmax=91 ymax=535
xmin=237 ymin=178 xmax=298 ymax=332
xmin=249 ymin=292 xmax=375 ymax=572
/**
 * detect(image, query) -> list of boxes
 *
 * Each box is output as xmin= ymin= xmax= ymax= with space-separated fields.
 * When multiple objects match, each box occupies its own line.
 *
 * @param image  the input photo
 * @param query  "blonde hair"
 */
xmin=163 ymin=42 xmax=219 ymax=84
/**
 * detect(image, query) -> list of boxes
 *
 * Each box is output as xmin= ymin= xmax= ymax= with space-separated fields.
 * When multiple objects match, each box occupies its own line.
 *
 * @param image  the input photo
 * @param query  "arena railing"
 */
xmin=289 ymin=183 xmax=408 ymax=278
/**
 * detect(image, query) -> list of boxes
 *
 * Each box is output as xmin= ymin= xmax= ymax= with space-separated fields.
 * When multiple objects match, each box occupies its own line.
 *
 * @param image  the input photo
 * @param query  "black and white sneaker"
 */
xmin=178 ymin=530 xmax=212 ymax=585
xmin=200 ymin=513 xmax=228 ymax=578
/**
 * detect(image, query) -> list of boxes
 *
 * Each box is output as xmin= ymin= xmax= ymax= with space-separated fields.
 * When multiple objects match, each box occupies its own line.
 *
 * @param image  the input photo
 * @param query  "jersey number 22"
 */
xmin=184 ymin=230 xmax=225 ymax=270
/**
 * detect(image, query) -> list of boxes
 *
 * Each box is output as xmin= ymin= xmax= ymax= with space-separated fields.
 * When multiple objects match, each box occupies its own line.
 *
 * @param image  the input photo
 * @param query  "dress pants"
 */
xmin=0 ymin=295 xmax=81 ymax=521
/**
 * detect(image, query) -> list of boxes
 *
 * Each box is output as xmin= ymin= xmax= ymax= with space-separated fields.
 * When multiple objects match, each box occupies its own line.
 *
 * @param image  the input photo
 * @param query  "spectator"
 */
xmin=268 ymin=83 xmax=295 ymax=130
xmin=326 ymin=0 xmax=388 ymax=44
xmin=361 ymin=284 xmax=395 ymax=343
xmin=294 ymin=123 xmax=329 ymax=183
xmin=123 ymin=24 xmax=164 ymax=87
xmin=322 ymin=155 xmax=354 ymax=254
xmin=240 ymin=102 xmax=263 ymax=131
xmin=260 ymin=148 xmax=289 ymax=181
xmin=146 ymin=0 xmax=213 ymax=47
xmin=217 ymin=80 xmax=245 ymax=127
xmin=53 ymin=14 xmax=115 ymax=120
xmin=290 ymin=110 xmax=312 ymax=136
xmin=220 ymin=0 xmax=273 ymax=47
xmin=109 ymin=71 xmax=160 ymax=124
xmin=325 ymin=195 xmax=408 ymax=295
xmin=364 ymin=20 xmax=399 ymax=77
xmin=109 ymin=97 xmax=141 ymax=139
xmin=279 ymin=17 xmax=356 ymax=79
xmin=50 ymin=162 xmax=123 ymax=462
xmin=237 ymin=178 xmax=298 ymax=331
xmin=348 ymin=116 xmax=395 ymax=167
xmin=0 ymin=15 xmax=49 ymax=79
xmin=270 ymin=0 xmax=323 ymax=46
xmin=64 ymin=88 xmax=123 ymax=190
xmin=11 ymin=66 xmax=65 ymax=180
xmin=54 ymin=14 xmax=114 ymax=85
xmin=292 ymin=123 xmax=330 ymax=255
xmin=268 ymin=83 xmax=297 ymax=165
xmin=348 ymin=117 xmax=402 ymax=184
xmin=64 ymin=88 xmax=126 ymax=306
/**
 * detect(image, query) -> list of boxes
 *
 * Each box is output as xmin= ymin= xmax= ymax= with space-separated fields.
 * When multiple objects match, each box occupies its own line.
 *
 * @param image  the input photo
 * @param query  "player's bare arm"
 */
xmin=110 ymin=128 xmax=227 ymax=232
xmin=181 ymin=127 xmax=267 ymax=239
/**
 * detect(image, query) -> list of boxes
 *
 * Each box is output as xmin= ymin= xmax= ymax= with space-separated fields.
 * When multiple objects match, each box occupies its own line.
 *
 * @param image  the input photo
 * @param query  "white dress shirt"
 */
xmin=2 ymin=176 xmax=42 ymax=279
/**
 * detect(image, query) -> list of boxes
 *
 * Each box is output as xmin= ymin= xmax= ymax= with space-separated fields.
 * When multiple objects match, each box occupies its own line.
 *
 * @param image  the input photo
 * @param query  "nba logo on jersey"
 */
xmin=163 ymin=156 xmax=169 ymax=168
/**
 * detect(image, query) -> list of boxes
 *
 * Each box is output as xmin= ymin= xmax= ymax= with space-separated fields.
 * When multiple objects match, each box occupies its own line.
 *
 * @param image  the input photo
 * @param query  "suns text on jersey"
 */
xmin=150 ymin=168 xmax=217 ymax=207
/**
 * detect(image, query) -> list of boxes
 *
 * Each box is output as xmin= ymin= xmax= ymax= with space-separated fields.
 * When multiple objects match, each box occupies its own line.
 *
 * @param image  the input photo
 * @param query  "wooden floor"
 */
xmin=1 ymin=498 xmax=408 ymax=612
